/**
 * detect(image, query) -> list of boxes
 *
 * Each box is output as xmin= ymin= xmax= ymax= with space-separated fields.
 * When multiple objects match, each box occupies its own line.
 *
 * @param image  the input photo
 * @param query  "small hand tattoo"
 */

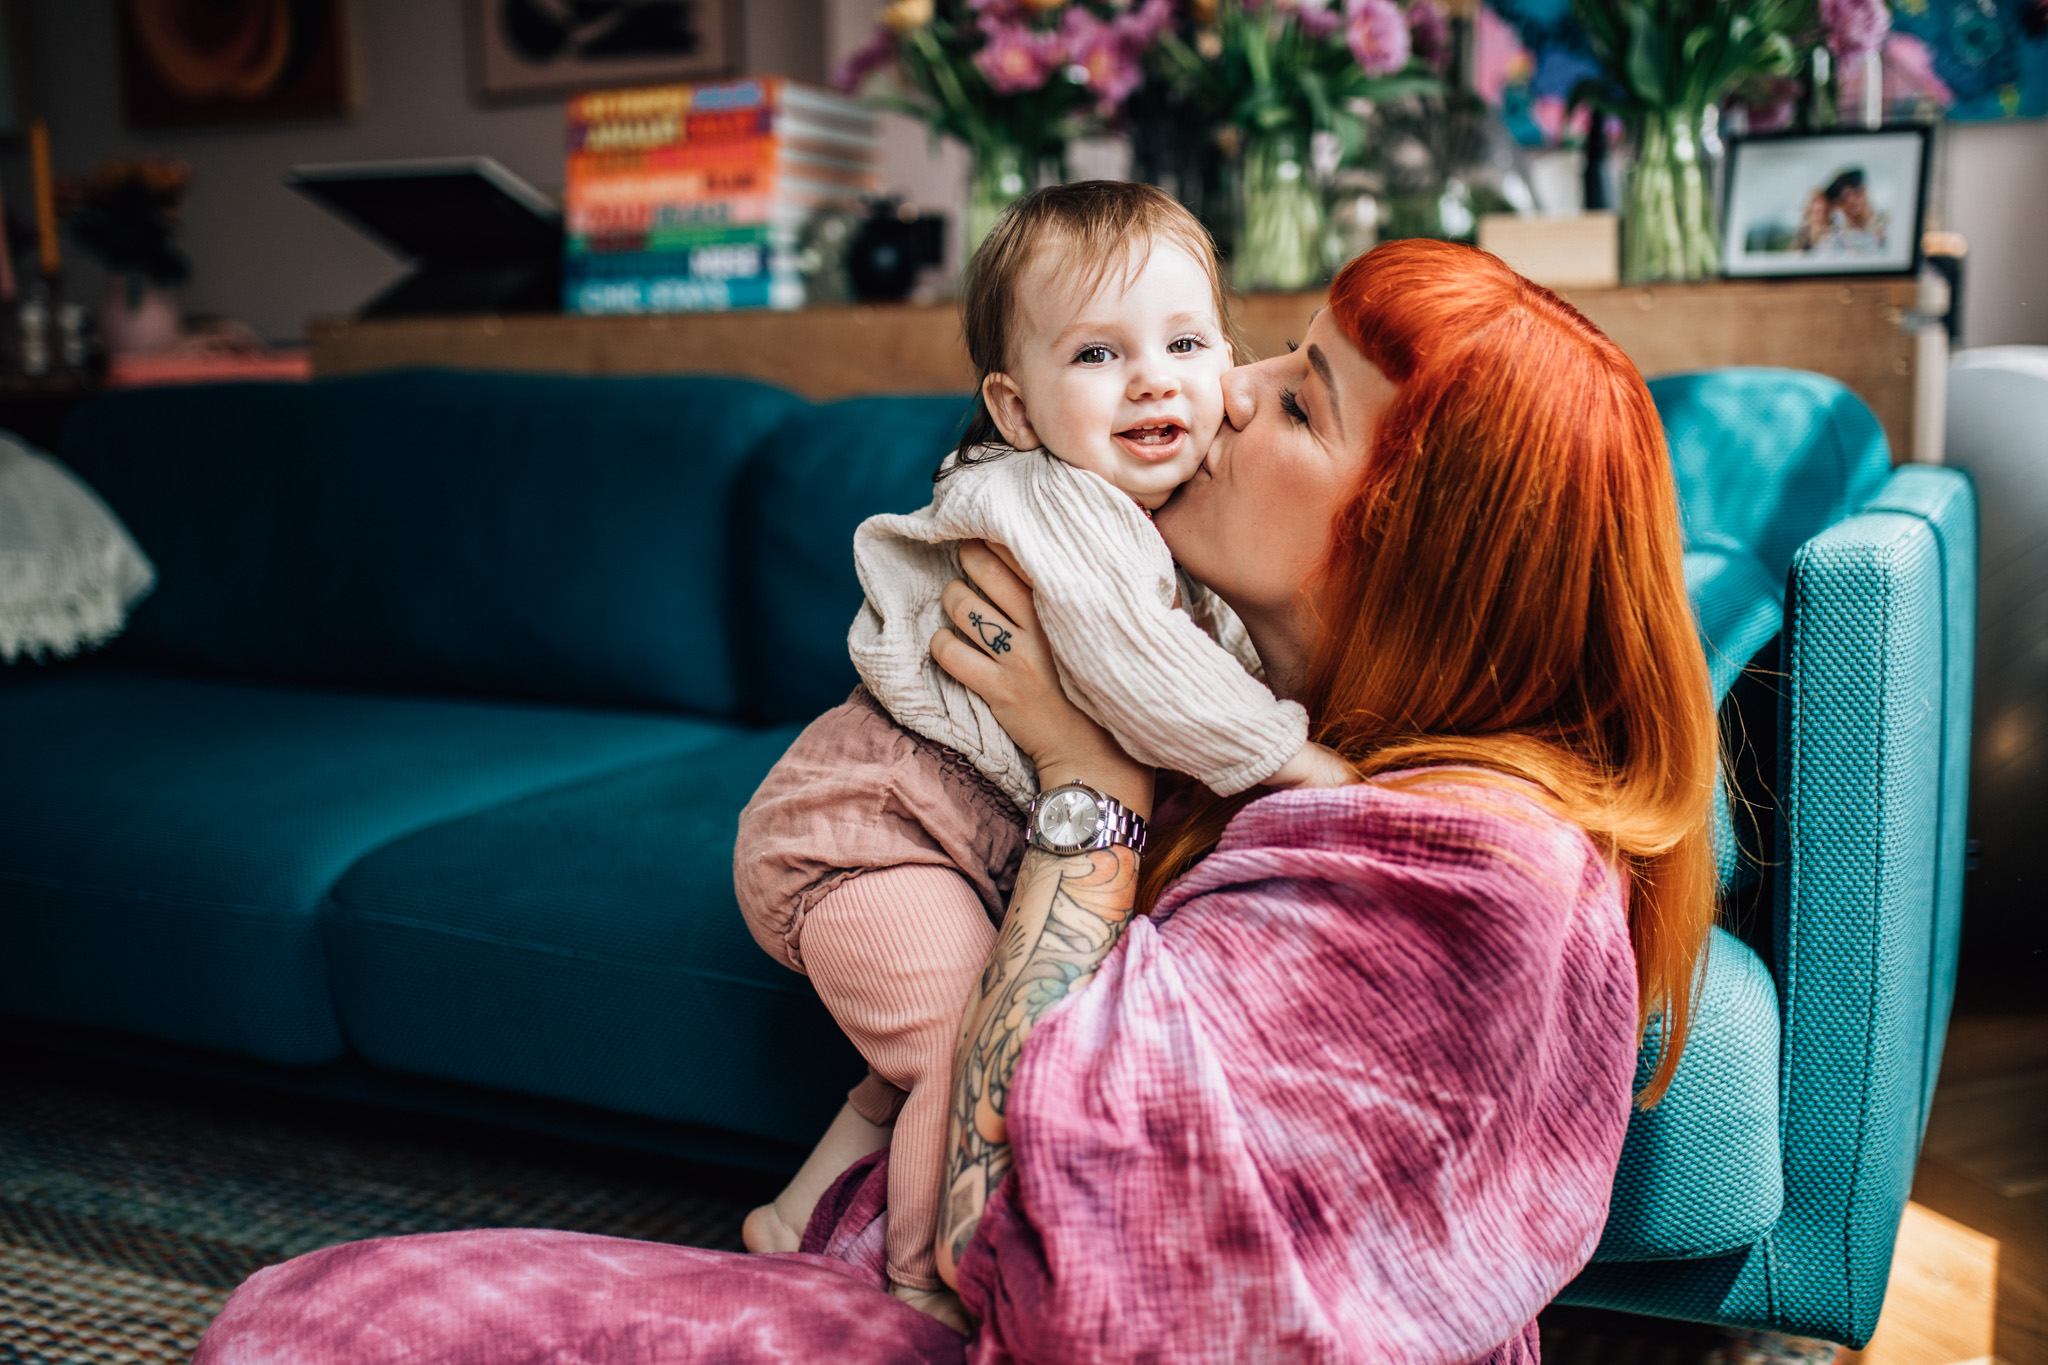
xmin=967 ymin=610 xmax=1013 ymax=656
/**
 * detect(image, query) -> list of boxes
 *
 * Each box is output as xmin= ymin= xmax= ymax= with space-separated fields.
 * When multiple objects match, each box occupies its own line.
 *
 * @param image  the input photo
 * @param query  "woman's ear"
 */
xmin=982 ymin=373 xmax=1041 ymax=451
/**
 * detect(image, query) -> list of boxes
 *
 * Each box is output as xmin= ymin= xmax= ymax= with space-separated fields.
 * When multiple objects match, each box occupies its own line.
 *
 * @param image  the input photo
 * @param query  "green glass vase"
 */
xmin=966 ymin=143 xmax=1031 ymax=259
xmin=1622 ymin=105 xmax=1721 ymax=283
xmin=1233 ymin=128 xmax=1325 ymax=293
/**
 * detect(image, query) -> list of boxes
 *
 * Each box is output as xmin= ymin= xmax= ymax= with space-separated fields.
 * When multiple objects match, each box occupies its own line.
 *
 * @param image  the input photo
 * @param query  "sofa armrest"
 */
xmin=1558 ymin=466 xmax=1975 ymax=1344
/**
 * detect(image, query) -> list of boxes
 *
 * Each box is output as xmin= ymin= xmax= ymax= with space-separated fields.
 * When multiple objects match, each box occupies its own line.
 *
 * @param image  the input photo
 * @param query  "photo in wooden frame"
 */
xmin=1721 ymin=125 xmax=1934 ymax=279
xmin=118 ymin=0 xmax=354 ymax=130
xmin=470 ymin=0 xmax=735 ymax=103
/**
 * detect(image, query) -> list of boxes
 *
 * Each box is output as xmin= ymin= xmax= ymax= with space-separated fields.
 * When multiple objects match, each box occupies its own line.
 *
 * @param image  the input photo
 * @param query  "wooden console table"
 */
xmin=309 ymin=275 xmax=1945 ymax=462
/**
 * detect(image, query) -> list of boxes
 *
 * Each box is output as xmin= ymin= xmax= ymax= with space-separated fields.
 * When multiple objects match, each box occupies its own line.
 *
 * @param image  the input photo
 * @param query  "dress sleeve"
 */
xmin=995 ymin=459 xmax=1309 ymax=795
xmin=955 ymin=783 xmax=1640 ymax=1365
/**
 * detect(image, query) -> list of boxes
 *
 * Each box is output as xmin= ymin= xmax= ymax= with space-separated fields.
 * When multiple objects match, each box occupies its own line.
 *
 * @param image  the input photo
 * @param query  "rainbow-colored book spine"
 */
xmin=563 ymin=77 xmax=877 ymax=315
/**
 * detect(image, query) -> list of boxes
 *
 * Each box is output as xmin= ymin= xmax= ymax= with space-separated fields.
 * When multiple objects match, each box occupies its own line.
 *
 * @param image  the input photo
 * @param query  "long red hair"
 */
xmin=1142 ymin=238 xmax=1719 ymax=1103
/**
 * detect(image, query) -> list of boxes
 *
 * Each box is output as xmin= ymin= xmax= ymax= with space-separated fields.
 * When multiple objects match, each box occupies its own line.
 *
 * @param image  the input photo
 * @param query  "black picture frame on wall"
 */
xmin=469 ymin=0 xmax=738 ymax=104
xmin=1721 ymin=124 xmax=1935 ymax=280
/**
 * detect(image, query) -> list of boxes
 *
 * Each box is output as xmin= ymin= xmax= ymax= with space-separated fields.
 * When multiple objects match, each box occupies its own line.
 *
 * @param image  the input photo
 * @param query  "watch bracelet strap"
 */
xmin=1098 ymin=800 xmax=1148 ymax=854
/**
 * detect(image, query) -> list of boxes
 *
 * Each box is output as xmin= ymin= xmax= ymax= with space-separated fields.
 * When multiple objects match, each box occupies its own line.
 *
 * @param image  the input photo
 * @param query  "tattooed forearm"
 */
xmin=935 ymin=844 xmax=1139 ymax=1284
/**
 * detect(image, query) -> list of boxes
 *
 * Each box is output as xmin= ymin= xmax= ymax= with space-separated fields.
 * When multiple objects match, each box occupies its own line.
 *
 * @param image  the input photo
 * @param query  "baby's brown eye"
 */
xmin=1169 ymin=336 xmax=1201 ymax=354
xmin=1075 ymin=345 xmax=1112 ymax=364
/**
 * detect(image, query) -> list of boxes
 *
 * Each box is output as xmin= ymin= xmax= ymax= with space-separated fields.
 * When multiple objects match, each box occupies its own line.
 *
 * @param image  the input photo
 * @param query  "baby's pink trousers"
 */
xmin=734 ymin=688 xmax=1024 ymax=1291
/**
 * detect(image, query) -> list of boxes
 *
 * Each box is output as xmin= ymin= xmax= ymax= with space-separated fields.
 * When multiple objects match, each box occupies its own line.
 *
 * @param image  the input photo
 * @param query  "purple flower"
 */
xmin=1278 ymin=0 xmax=1345 ymax=38
xmin=1114 ymin=0 xmax=1176 ymax=47
xmin=1063 ymin=6 xmax=1146 ymax=110
xmin=832 ymin=27 xmax=898 ymax=92
xmin=1820 ymin=0 xmax=1890 ymax=63
xmin=1346 ymin=0 xmax=1411 ymax=75
xmin=975 ymin=19 xmax=1060 ymax=92
xmin=1407 ymin=0 xmax=1450 ymax=69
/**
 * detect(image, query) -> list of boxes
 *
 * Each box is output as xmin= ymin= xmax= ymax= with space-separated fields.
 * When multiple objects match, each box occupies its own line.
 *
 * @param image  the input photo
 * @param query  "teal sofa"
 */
xmin=0 ymin=367 xmax=1972 ymax=1347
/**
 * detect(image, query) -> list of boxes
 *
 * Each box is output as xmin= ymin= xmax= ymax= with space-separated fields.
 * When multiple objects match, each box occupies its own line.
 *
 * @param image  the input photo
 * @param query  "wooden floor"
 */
xmin=1852 ymin=967 xmax=2048 ymax=1365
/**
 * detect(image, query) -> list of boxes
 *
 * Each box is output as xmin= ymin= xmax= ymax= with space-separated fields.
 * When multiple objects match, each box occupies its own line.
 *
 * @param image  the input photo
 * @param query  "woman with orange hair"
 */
xmin=194 ymin=238 xmax=1718 ymax=1364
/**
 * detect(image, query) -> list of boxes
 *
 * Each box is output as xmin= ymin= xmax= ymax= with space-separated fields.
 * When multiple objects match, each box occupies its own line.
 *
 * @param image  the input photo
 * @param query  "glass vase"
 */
xmin=1621 ymin=105 xmax=1721 ymax=283
xmin=966 ymin=143 xmax=1031 ymax=258
xmin=1233 ymin=128 xmax=1325 ymax=293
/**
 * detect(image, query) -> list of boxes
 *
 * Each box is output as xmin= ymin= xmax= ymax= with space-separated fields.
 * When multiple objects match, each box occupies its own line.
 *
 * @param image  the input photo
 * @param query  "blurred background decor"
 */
xmin=1142 ymin=0 xmax=1443 ymax=291
xmin=469 ymin=0 xmax=733 ymax=103
xmin=117 ymin=0 xmax=353 ymax=129
xmin=834 ymin=0 xmax=1176 ymax=254
xmin=1891 ymin=0 xmax=2048 ymax=121
xmin=58 ymin=157 xmax=189 ymax=354
xmin=1562 ymin=0 xmax=1821 ymax=283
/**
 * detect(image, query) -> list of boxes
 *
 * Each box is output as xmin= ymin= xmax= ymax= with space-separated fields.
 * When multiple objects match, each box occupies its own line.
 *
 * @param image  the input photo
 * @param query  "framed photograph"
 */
xmin=118 ymin=0 xmax=354 ymax=130
xmin=1722 ymin=126 xmax=1934 ymax=279
xmin=470 ymin=0 xmax=735 ymax=103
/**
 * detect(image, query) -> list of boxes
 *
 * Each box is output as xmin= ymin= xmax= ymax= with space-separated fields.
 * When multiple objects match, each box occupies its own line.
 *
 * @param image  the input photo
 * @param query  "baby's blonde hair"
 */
xmin=952 ymin=180 xmax=1243 ymax=461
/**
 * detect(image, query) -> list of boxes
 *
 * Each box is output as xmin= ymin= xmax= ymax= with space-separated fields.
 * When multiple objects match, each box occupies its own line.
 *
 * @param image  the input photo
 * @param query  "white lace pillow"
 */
xmin=0 ymin=432 xmax=155 ymax=662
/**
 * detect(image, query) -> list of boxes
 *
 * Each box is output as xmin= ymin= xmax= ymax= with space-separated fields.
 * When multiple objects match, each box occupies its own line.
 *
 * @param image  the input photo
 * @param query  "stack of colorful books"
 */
xmin=564 ymin=77 xmax=878 ymax=315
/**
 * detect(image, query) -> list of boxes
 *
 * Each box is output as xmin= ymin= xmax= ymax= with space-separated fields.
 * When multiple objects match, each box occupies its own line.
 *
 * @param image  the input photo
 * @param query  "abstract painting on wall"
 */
xmin=470 ymin=0 xmax=733 ymax=103
xmin=1890 ymin=0 xmax=2048 ymax=120
xmin=118 ymin=0 xmax=354 ymax=130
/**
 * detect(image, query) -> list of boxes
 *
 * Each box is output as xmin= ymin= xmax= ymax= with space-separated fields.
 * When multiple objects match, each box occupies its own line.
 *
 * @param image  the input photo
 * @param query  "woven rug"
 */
xmin=0 ymin=1049 xmax=772 ymax=1364
xmin=0 ymin=1048 xmax=1846 ymax=1364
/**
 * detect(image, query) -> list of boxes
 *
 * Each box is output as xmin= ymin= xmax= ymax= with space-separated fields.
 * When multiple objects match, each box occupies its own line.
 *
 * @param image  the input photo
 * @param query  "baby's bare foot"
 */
xmin=891 ymin=1282 xmax=972 ymax=1336
xmin=742 ymin=1201 xmax=802 ymax=1255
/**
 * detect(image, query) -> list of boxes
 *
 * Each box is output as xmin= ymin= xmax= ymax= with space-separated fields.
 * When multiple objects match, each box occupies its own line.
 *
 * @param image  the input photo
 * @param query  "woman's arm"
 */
xmin=928 ymin=541 xmax=1153 ymax=1288
xmin=938 ymin=843 xmax=1137 ymax=1282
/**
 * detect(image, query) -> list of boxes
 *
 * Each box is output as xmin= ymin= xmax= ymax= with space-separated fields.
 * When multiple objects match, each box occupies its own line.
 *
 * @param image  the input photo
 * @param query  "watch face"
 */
xmin=1036 ymin=786 xmax=1102 ymax=849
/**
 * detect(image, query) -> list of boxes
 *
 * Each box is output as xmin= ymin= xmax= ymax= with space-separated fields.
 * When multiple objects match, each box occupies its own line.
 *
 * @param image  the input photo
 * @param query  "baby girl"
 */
xmin=734 ymin=181 xmax=1343 ymax=1325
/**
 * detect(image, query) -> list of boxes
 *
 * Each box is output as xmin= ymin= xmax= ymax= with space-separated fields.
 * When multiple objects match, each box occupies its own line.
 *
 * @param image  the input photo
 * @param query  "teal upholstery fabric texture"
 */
xmin=728 ymin=394 xmax=969 ymax=722
xmin=1594 ymin=928 xmax=1782 ymax=1263
xmin=0 ymin=669 xmax=742 ymax=1064
xmin=60 ymin=372 xmax=806 ymax=716
xmin=1654 ymin=369 xmax=1893 ymax=585
xmin=323 ymin=725 xmax=864 ymax=1147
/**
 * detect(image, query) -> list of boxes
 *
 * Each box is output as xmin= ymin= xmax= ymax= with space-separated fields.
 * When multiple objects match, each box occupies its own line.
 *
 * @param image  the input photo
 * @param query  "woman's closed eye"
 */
xmin=1278 ymin=387 xmax=1309 ymax=425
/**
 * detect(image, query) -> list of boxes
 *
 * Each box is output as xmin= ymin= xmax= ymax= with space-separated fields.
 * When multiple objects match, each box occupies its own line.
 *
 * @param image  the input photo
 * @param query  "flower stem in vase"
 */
xmin=1234 ymin=128 xmax=1325 ymax=293
xmin=966 ymin=143 xmax=1030 ymax=258
xmin=1622 ymin=106 xmax=1720 ymax=283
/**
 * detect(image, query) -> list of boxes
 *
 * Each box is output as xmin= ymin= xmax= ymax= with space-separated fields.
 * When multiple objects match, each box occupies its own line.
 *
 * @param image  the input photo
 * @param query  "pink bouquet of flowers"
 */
xmin=835 ymin=0 xmax=1180 ymax=244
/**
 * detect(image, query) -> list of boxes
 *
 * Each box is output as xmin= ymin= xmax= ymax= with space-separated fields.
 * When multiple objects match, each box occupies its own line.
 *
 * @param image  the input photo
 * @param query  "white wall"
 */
xmin=4 ymin=0 xmax=827 ymax=341
xmin=1944 ymin=119 xmax=2048 ymax=348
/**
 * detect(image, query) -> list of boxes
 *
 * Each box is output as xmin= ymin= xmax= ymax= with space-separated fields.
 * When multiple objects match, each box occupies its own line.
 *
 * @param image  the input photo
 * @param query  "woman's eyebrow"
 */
xmin=1306 ymin=344 xmax=1344 ymax=437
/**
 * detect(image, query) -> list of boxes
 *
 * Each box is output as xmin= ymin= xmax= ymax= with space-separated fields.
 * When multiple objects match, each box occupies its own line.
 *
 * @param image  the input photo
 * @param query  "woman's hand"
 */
xmin=932 ymin=541 xmax=1152 ymax=818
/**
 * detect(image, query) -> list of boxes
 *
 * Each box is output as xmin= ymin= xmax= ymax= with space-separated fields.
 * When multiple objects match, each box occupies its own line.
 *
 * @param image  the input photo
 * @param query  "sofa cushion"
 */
xmin=731 ymin=393 xmax=972 ymax=723
xmin=1595 ymin=928 xmax=1784 ymax=1261
xmin=1651 ymin=368 xmax=1891 ymax=584
xmin=62 ymin=371 xmax=806 ymax=716
xmin=324 ymin=727 xmax=861 ymax=1145
xmin=0 ymin=668 xmax=745 ymax=1064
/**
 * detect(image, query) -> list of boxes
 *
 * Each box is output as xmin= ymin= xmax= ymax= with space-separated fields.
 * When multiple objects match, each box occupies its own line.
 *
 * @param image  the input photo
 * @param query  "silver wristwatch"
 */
xmin=1027 ymin=782 xmax=1149 ymax=855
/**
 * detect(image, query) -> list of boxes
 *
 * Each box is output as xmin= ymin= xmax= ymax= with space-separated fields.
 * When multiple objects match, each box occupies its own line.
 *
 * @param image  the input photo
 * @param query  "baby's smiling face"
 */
xmin=980 ymin=238 xmax=1231 ymax=511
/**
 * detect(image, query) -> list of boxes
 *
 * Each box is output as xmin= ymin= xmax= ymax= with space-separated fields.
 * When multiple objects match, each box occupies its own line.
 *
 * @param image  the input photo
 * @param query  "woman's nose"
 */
xmin=1221 ymin=365 xmax=1259 ymax=430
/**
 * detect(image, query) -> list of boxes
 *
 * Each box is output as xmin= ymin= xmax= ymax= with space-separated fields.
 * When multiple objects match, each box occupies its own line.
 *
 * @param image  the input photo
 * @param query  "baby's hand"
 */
xmin=1264 ymin=742 xmax=1355 ymax=790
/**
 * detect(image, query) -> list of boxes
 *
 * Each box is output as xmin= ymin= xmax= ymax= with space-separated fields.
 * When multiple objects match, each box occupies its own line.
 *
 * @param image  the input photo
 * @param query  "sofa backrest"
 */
xmin=64 ymin=371 xmax=807 ymax=716
xmin=728 ymin=393 xmax=970 ymax=723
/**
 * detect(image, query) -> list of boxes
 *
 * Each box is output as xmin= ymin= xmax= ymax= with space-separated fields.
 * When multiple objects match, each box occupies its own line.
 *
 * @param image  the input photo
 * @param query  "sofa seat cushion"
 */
xmin=324 ymin=727 xmax=860 ymax=1146
xmin=0 ymin=669 xmax=746 ymax=1065
xmin=1595 ymin=928 xmax=1784 ymax=1261
xmin=62 ymin=372 xmax=806 ymax=716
